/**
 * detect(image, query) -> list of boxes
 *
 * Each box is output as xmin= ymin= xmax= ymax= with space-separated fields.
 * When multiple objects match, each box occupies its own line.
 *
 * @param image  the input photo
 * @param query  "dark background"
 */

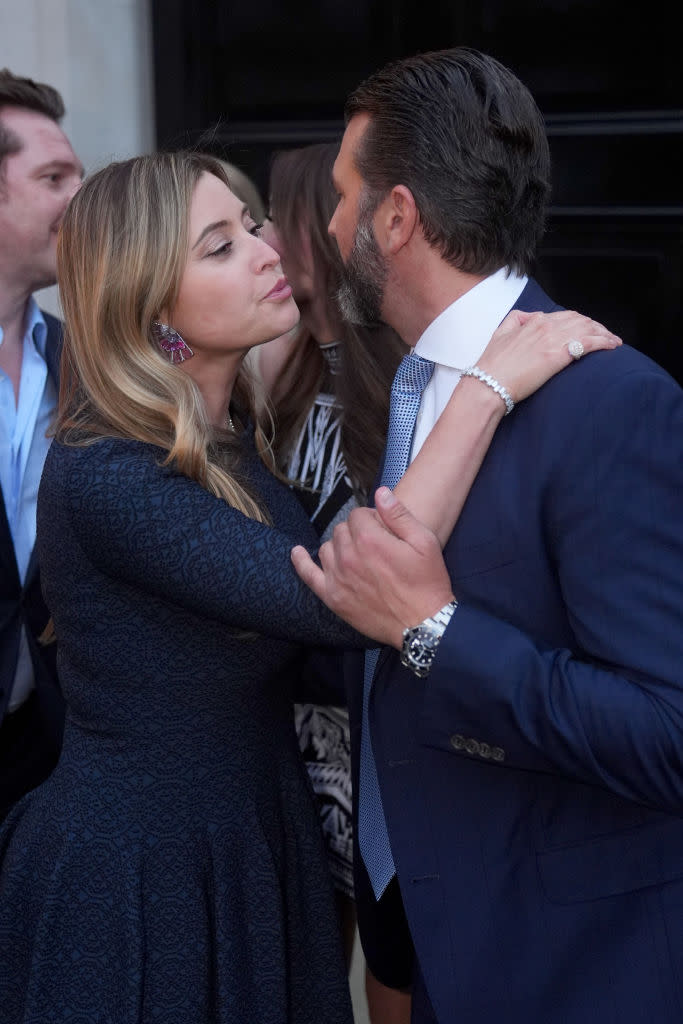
xmin=152 ymin=0 xmax=682 ymax=382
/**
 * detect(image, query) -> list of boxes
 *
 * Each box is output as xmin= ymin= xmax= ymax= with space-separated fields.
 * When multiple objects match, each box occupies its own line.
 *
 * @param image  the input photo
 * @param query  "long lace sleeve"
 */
xmin=44 ymin=438 xmax=369 ymax=650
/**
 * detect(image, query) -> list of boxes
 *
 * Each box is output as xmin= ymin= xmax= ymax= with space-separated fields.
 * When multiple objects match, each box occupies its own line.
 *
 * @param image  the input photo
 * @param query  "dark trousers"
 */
xmin=0 ymin=693 xmax=58 ymax=822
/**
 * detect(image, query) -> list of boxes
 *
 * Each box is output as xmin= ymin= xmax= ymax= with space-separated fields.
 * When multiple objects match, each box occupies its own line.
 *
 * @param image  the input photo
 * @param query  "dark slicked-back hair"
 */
xmin=0 ymin=68 xmax=65 ymax=169
xmin=345 ymin=47 xmax=551 ymax=276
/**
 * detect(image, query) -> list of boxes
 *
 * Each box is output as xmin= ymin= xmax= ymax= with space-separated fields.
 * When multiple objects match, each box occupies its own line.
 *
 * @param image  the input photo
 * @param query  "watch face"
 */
xmin=406 ymin=627 xmax=437 ymax=668
xmin=401 ymin=604 xmax=454 ymax=678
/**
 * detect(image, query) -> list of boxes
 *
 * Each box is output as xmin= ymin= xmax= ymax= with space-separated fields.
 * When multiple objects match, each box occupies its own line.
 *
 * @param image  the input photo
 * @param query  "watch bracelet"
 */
xmin=400 ymin=599 xmax=458 ymax=677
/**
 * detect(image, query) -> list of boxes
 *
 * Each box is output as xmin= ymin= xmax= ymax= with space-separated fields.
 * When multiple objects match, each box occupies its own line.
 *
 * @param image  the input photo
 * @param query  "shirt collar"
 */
xmin=413 ymin=268 xmax=528 ymax=370
xmin=0 ymin=297 xmax=48 ymax=359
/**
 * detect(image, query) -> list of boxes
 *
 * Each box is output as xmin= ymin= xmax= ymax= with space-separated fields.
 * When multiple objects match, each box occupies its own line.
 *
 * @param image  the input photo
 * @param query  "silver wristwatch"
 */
xmin=400 ymin=600 xmax=458 ymax=678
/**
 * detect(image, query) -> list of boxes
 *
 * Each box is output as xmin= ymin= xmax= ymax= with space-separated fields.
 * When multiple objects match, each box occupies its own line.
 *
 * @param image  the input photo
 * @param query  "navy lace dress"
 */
xmin=0 ymin=431 xmax=366 ymax=1024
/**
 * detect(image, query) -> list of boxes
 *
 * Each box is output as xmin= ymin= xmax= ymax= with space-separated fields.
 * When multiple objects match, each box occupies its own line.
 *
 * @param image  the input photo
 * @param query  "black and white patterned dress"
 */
xmin=286 ymin=343 xmax=357 ymax=898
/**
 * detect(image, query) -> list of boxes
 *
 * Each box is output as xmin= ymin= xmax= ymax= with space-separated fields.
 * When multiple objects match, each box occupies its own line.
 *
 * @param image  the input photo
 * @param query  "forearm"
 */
xmin=392 ymin=308 xmax=622 ymax=545
xmin=290 ymin=313 xmax=623 ymax=639
xmin=393 ymin=376 xmax=504 ymax=546
xmin=55 ymin=441 xmax=372 ymax=650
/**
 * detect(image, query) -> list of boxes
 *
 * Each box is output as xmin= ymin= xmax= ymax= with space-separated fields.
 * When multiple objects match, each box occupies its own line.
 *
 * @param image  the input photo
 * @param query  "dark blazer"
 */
xmin=352 ymin=280 xmax=683 ymax=1023
xmin=0 ymin=311 xmax=64 ymax=760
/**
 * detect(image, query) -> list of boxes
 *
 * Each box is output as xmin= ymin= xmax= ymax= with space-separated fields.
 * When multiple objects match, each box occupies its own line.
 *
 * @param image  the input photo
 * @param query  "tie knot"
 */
xmin=392 ymin=352 xmax=435 ymax=397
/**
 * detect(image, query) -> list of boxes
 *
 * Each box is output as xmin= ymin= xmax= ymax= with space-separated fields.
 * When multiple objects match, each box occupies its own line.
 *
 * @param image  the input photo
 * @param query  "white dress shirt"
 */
xmin=410 ymin=268 xmax=527 ymax=459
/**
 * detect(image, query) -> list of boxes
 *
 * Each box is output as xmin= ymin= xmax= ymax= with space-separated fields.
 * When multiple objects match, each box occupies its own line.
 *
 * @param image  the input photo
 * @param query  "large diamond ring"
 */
xmin=568 ymin=339 xmax=585 ymax=361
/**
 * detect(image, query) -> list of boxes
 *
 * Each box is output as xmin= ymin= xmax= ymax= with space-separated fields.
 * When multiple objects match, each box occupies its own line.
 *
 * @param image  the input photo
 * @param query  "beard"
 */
xmin=336 ymin=203 xmax=387 ymax=327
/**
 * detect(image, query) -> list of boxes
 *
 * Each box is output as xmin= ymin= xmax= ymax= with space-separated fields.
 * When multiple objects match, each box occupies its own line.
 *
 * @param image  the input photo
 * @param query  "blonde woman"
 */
xmin=0 ymin=151 xmax=618 ymax=1024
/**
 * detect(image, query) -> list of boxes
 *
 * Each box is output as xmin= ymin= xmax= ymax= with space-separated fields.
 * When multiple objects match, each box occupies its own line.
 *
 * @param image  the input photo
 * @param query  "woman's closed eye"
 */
xmin=207 ymin=241 xmax=232 ymax=258
xmin=208 ymin=222 xmax=264 ymax=257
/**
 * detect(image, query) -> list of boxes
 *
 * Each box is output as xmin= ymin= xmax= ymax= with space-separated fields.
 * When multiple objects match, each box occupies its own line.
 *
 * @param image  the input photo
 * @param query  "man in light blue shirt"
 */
xmin=0 ymin=68 xmax=82 ymax=819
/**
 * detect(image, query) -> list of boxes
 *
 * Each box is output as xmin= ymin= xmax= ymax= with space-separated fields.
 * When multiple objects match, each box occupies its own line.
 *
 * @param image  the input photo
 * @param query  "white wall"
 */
xmin=0 ymin=0 xmax=156 ymax=314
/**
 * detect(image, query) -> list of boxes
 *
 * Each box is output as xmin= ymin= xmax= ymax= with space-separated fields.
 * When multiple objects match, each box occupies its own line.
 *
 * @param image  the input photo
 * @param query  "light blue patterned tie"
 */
xmin=358 ymin=351 xmax=435 ymax=899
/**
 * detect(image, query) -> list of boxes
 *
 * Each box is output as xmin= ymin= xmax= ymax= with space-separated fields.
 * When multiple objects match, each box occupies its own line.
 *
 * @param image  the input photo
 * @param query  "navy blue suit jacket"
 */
xmin=351 ymin=280 xmax=683 ymax=1022
xmin=0 ymin=310 xmax=63 ymax=742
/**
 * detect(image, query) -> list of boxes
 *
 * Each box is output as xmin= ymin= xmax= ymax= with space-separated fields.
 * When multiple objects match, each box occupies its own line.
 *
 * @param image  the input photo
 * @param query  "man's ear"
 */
xmin=375 ymin=185 xmax=419 ymax=254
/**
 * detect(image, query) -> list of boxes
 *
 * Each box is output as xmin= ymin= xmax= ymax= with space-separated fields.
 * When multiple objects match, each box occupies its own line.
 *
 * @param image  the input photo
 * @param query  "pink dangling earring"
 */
xmin=152 ymin=321 xmax=194 ymax=363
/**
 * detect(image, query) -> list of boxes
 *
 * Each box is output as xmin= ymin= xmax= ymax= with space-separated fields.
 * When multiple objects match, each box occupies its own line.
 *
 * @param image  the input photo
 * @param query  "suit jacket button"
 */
xmin=478 ymin=742 xmax=491 ymax=759
xmin=465 ymin=738 xmax=480 ymax=755
xmin=491 ymin=746 xmax=505 ymax=762
xmin=450 ymin=734 xmax=466 ymax=751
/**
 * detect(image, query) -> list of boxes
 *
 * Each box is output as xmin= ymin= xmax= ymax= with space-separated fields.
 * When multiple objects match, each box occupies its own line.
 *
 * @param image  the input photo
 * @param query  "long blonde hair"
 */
xmin=56 ymin=151 xmax=273 ymax=521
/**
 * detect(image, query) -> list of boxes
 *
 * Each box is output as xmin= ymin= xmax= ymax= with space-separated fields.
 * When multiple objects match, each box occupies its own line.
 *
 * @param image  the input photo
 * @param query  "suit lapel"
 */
xmin=20 ymin=311 xmax=62 ymax=592
xmin=0 ymin=489 xmax=21 ymax=587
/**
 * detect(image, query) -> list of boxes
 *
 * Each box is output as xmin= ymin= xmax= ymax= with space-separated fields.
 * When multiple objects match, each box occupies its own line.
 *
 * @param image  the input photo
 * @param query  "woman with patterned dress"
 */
xmin=258 ymin=142 xmax=410 ymax=1020
xmin=282 ymin=344 xmax=359 ymax=901
xmin=0 ymin=150 xmax=618 ymax=1024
